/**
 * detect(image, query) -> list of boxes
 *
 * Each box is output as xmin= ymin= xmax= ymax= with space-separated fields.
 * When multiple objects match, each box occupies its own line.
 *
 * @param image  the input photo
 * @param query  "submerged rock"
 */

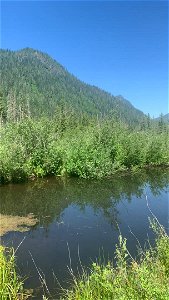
xmin=0 ymin=213 xmax=38 ymax=236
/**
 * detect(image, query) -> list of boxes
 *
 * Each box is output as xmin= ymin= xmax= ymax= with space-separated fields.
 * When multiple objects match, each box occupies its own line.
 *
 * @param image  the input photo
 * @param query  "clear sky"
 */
xmin=1 ymin=1 xmax=168 ymax=117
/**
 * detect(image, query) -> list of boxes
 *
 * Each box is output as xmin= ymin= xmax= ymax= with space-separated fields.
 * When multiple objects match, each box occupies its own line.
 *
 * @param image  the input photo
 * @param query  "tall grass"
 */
xmin=62 ymin=220 xmax=169 ymax=300
xmin=0 ymin=246 xmax=29 ymax=300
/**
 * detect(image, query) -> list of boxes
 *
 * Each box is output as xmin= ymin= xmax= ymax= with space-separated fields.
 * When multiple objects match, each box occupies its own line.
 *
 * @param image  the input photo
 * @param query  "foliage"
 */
xmin=62 ymin=220 xmax=169 ymax=300
xmin=0 ymin=246 xmax=29 ymax=300
xmin=0 ymin=115 xmax=168 ymax=184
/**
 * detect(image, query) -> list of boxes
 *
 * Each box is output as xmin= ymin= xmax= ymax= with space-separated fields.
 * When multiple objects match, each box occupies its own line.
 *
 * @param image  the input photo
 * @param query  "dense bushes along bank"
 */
xmin=0 ymin=116 xmax=168 ymax=183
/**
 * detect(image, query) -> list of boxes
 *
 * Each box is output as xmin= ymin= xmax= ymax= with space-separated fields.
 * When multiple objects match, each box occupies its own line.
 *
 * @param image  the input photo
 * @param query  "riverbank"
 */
xmin=0 ymin=118 xmax=168 ymax=184
xmin=1 ymin=220 xmax=169 ymax=299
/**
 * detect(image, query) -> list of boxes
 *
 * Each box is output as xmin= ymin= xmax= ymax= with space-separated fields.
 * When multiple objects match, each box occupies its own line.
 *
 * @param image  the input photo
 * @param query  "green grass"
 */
xmin=62 ymin=220 xmax=169 ymax=300
xmin=0 ymin=246 xmax=29 ymax=300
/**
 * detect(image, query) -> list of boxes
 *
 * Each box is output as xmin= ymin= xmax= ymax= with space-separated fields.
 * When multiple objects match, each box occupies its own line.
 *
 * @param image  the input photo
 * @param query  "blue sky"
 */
xmin=1 ymin=1 xmax=168 ymax=117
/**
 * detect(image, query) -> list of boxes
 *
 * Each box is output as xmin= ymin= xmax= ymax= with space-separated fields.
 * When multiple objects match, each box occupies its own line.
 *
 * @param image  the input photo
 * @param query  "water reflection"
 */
xmin=0 ymin=168 xmax=168 ymax=230
xmin=0 ymin=168 xmax=168 ymax=299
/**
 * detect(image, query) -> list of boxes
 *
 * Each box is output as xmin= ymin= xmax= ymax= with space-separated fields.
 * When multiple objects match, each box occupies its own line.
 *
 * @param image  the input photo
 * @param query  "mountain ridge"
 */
xmin=0 ymin=47 xmax=145 ymax=124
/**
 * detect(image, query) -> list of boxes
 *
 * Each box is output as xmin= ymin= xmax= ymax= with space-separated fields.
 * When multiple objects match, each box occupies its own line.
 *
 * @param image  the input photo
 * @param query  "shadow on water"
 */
xmin=0 ymin=168 xmax=169 ymax=299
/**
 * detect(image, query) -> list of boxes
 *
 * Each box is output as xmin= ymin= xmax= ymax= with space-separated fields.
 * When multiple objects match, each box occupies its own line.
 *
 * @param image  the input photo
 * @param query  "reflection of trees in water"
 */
xmin=145 ymin=168 xmax=169 ymax=196
xmin=0 ymin=168 xmax=168 ymax=229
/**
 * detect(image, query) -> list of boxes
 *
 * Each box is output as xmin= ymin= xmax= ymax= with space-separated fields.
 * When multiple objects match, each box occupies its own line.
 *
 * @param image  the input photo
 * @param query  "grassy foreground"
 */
xmin=0 ymin=246 xmax=29 ymax=300
xmin=62 ymin=220 xmax=169 ymax=300
xmin=0 ymin=220 xmax=169 ymax=299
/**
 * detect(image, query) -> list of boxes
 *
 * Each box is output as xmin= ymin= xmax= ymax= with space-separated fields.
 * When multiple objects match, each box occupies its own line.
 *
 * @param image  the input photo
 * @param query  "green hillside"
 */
xmin=0 ymin=48 xmax=145 ymax=124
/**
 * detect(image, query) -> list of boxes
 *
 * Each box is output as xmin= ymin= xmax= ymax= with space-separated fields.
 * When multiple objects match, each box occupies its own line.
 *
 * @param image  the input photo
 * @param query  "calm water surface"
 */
xmin=0 ymin=169 xmax=169 ymax=299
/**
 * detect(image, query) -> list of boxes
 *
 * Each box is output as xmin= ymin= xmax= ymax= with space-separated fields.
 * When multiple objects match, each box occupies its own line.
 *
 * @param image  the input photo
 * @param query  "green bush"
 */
xmin=0 ymin=117 xmax=168 ymax=183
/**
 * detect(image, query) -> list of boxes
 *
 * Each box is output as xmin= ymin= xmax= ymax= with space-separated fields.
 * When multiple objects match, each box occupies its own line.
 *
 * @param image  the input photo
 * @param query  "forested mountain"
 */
xmin=0 ymin=48 xmax=168 ymax=184
xmin=0 ymin=48 xmax=145 ymax=124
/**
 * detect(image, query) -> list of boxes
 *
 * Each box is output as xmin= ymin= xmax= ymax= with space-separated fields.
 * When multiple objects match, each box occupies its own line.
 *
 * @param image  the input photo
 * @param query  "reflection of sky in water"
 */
xmin=1 ymin=169 xmax=169 ymax=299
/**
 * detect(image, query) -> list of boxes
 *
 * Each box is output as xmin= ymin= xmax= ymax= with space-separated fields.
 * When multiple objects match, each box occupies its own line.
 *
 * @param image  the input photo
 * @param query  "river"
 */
xmin=0 ymin=168 xmax=169 ymax=299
